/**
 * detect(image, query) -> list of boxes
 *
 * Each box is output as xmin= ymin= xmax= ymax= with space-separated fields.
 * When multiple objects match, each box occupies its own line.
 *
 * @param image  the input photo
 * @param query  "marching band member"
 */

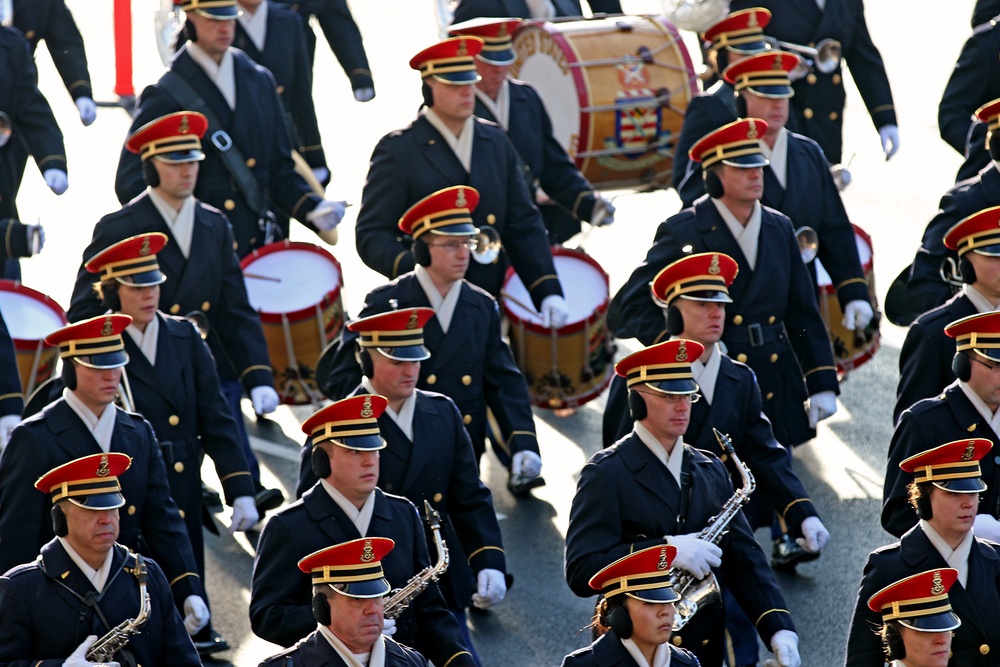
xmin=258 ymin=538 xmax=427 ymax=667
xmin=0 ymin=453 xmax=200 ymax=666
xmin=847 ymin=439 xmax=1000 ymax=665
xmin=561 ymin=545 xmax=699 ymax=667
xmin=0 ymin=315 xmax=212 ymax=641
xmin=565 ymin=340 xmax=800 ymax=667
xmin=250 ymin=395 xmax=475 ymax=667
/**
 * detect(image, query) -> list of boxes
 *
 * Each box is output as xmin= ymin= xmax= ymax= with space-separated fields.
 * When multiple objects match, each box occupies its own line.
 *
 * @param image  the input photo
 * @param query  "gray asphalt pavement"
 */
xmin=12 ymin=0 xmax=981 ymax=665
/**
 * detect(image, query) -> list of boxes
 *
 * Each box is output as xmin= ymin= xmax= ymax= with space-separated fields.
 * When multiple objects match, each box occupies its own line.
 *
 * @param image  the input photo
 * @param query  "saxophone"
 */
xmin=670 ymin=428 xmax=756 ymax=631
xmin=87 ymin=553 xmax=151 ymax=662
xmin=383 ymin=500 xmax=449 ymax=620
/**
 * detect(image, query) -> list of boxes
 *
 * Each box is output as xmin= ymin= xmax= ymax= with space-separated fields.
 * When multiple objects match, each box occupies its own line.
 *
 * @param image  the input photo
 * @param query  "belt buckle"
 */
xmin=748 ymin=323 xmax=764 ymax=347
xmin=211 ymin=130 xmax=233 ymax=152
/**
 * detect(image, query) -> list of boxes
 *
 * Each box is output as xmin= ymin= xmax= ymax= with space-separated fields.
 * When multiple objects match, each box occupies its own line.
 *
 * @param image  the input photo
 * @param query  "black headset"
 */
xmin=312 ymin=590 xmax=332 ymax=626
xmin=882 ymin=622 xmax=906 ymax=662
xmin=959 ymin=254 xmax=978 ymax=285
xmin=310 ymin=443 xmax=332 ymax=479
xmin=412 ymin=238 xmax=432 ymax=267
xmin=100 ymin=280 xmax=122 ymax=312
xmin=141 ymin=159 xmax=161 ymax=188
xmin=912 ymin=483 xmax=934 ymax=521
xmin=598 ymin=597 xmax=633 ymax=639
xmin=952 ymin=351 xmax=972 ymax=383
xmin=51 ymin=504 xmax=69 ymax=537
xmin=665 ymin=305 xmax=685 ymax=336
xmin=61 ymin=360 xmax=77 ymax=391
xmin=703 ymin=168 xmax=725 ymax=199
xmin=420 ymin=81 xmax=434 ymax=109
xmin=627 ymin=390 xmax=647 ymax=422
xmin=356 ymin=346 xmax=374 ymax=378
xmin=989 ymin=131 xmax=1000 ymax=163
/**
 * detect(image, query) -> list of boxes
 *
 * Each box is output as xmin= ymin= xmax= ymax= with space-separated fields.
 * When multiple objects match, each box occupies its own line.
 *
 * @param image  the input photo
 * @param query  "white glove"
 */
xmin=229 ymin=495 xmax=259 ymax=534
xmin=311 ymin=167 xmax=330 ymax=185
xmin=64 ymin=635 xmax=120 ymax=667
xmin=878 ymin=124 xmax=899 ymax=160
xmin=973 ymin=513 xmax=1000 ymax=542
xmin=768 ymin=630 xmax=801 ymax=667
xmin=0 ymin=414 xmax=19 ymax=453
xmin=806 ymin=390 xmax=837 ymax=428
xmin=842 ymin=299 xmax=874 ymax=330
xmin=354 ymin=87 xmax=375 ymax=102
xmin=306 ymin=200 xmax=347 ymax=232
xmin=27 ymin=223 xmax=44 ymax=255
xmin=382 ymin=617 xmax=397 ymax=637
xmin=590 ymin=195 xmax=615 ymax=227
xmin=250 ymin=385 xmax=280 ymax=415
xmin=43 ymin=169 xmax=68 ymax=195
xmin=183 ymin=595 xmax=210 ymax=635
xmin=512 ymin=450 xmax=542 ymax=479
xmin=540 ymin=294 xmax=570 ymax=329
xmin=75 ymin=97 xmax=97 ymax=126
xmin=471 ymin=568 xmax=507 ymax=609
xmin=796 ymin=516 xmax=829 ymax=553
xmin=666 ymin=533 xmax=722 ymax=580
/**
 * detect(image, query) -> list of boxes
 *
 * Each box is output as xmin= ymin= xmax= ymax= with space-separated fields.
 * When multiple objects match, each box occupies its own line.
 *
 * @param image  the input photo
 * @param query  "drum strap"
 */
xmin=158 ymin=71 xmax=271 ymax=224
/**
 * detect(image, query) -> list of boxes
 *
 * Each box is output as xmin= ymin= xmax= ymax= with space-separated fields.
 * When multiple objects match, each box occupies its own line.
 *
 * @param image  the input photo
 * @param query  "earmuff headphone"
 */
xmin=989 ymin=131 xmax=1000 ymax=162
xmin=100 ymin=280 xmax=122 ymax=312
xmin=953 ymin=352 xmax=972 ymax=383
xmin=412 ymin=238 xmax=432 ymax=267
xmin=882 ymin=622 xmax=906 ymax=661
xmin=356 ymin=346 xmax=374 ymax=378
xmin=598 ymin=598 xmax=633 ymax=640
xmin=310 ymin=443 xmax=332 ymax=479
xmin=704 ymin=169 xmax=725 ymax=199
xmin=960 ymin=254 xmax=978 ymax=285
xmin=61 ymin=360 xmax=77 ymax=391
xmin=913 ymin=485 xmax=933 ymax=521
xmin=734 ymin=94 xmax=748 ymax=118
xmin=420 ymin=81 xmax=434 ymax=109
xmin=627 ymin=390 xmax=647 ymax=422
xmin=665 ymin=304 xmax=685 ymax=336
xmin=312 ymin=591 xmax=332 ymax=626
xmin=141 ymin=158 xmax=161 ymax=188
xmin=51 ymin=504 xmax=68 ymax=537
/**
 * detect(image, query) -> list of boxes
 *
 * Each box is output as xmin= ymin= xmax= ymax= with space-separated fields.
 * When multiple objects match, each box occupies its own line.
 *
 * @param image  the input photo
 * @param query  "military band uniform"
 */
xmin=894 ymin=293 xmax=977 ymax=424
xmin=883 ymin=382 xmax=1000 ymax=538
xmin=0 ymin=25 xmax=65 ymax=222
xmin=612 ymin=199 xmax=840 ymax=447
xmin=258 ymin=630 xmax=427 ymax=667
xmin=122 ymin=312 xmax=256 ymax=578
xmin=9 ymin=0 xmax=92 ymax=103
xmin=250 ymin=485 xmax=474 ymax=666
xmin=561 ymin=629 xmax=699 ymax=667
xmin=275 ymin=0 xmax=375 ymax=95
xmin=0 ymin=400 xmax=204 ymax=606
xmin=355 ymin=114 xmax=562 ymax=309
xmin=938 ymin=18 xmax=1000 ymax=182
xmin=844 ymin=523 xmax=1000 ymax=666
xmin=473 ymin=78 xmax=598 ymax=244
xmin=115 ymin=44 xmax=324 ymax=257
xmin=565 ymin=433 xmax=795 ymax=667
xmin=318 ymin=273 xmax=540 ymax=462
xmin=232 ymin=2 xmax=327 ymax=172
xmin=68 ymin=193 xmax=275 ymax=402
xmin=0 ymin=540 xmax=201 ymax=667
xmin=729 ymin=0 xmax=897 ymax=164
xmin=451 ymin=0 xmax=622 ymax=21
xmin=671 ymin=83 xmax=739 ymax=210
xmin=974 ymin=0 xmax=1000 ymax=27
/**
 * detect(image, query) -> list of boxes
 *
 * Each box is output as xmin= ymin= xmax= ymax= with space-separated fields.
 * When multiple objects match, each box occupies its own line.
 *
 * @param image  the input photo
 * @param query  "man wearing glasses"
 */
xmin=884 ymin=310 xmax=1000 ymax=541
xmin=565 ymin=339 xmax=802 ymax=667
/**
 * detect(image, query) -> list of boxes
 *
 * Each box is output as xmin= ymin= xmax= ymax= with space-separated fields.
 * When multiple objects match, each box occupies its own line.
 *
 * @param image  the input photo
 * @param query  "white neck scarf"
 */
xmin=237 ymin=1 xmax=268 ymax=51
xmin=760 ymin=127 xmax=789 ymax=190
xmin=148 ymin=188 xmax=196 ymax=258
xmin=963 ymin=282 xmax=1000 ymax=313
xmin=63 ymin=388 xmax=118 ymax=453
xmin=713 ymin=199 xmax=762 ymax=270
xmin=317 ymin=624 xmax=386 ymax=667
xmin=126 ymin=314 xmax=160 ymax=366
xmin=475 ymin=80 xmax=510 ymax=130
xmin=621 ymin=637 xmax=672 ymax=667
xmin=423 ymin=108 xmax=475 ymax=174
xmin=920 ymin=519 xmax=973 ymax=588
xmin=58 ymin=537 xmax=116 ymax=593
xmin=414 ymin=265 xmax=463 ymax=333
xmin=321 ymin=480 xmax=375 ymax=536
xmin=635 ymin=422 xmax=684 ymax=486
xmin=185 ymin=42 xmax=237 ymax=110
xmin=361 ymin=376 xmax=416 ymax=441
xmin=686 ymin=340 xmax=721 ymax=405
xmin=958 ymin=379 xmax=1000 ymax=437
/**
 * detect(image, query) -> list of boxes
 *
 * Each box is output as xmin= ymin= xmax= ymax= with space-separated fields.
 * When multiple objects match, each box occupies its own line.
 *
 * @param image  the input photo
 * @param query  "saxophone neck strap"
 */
xmin=676 ymin=446 xmax=694 ymax=532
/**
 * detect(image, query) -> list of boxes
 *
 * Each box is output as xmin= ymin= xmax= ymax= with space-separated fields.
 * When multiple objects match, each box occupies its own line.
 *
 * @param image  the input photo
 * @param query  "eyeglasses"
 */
xmin=636 ymin=390 xmax=701 ymax=404
xmin=427 ymin=239 xmax=478 ymax=253
xmin=970 ymin=354 xmax=1000 ymax=372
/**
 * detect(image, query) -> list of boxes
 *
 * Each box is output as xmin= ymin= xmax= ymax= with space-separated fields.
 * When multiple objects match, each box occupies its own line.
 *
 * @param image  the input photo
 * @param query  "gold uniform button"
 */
xmin=806 ymin=73 xmax=817 ymax=85
xmin=201 ymin=301 xmax=211 ymax=311
xmin=766 ymin=392 xmax=774 ymax=400
xmin=770 ymin=353 xmax=779 ymax=363
xmin=433 ymin=493 xmax=443 ymax=502
xmin=733 ymin=315 xmax=743 ymax=325
xmin=428 ymin=139 xmax=436 ymax=145
xmin=832 ymin=74 xmax=842 ymax=85
xmin=276 ymin=85 xmax=285 ymax=94
xmin=737 ymin=353 xmax=748 ymax=363
xmin=224 ymin=199 xmax=236 ymax=211
xmin=829 ymin=111 xmax=839 ymax=121
xmin=25 ymin=30 xmax=35 ymax=39
xmin=169 ymin=415 xmax=180 ymax=426
xmin=462 ymin=375 xmax=472 ymax=386
xmin=463 ymin=414 xmax=472 ymax=425
xmin=170 ymin=304 xmax=180 ymax=314
xmin=246 ymin=157 xmax=256 ymax=168
xmin=179 ymin=509 xmax=185 ymax=519
xmin=980 ymin=644 xmax=990 ymax=655
xmin=803 ymin=108 xmax=814 ymax=119
xmin=486 ymin=214 xmax=496 ymax=224
xmin=672 ymin=637 xmax=683 ymax=647
xmin=174 ymin=461 xmax=184 ymax=473
xmin=128 ymin=505 xmax=136 ymax=516
xmin=426 ymin=374 xmax=437 ymax=385
xmin=768 ymin=315 xmax=776 ymax=324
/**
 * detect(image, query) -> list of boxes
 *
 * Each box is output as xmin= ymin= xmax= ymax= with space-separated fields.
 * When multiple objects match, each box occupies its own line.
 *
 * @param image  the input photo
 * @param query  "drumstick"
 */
xmin=244 ymin=272 xmax=282 ymax=283
xmin=500 ymin=290 xmax=540 ymax=318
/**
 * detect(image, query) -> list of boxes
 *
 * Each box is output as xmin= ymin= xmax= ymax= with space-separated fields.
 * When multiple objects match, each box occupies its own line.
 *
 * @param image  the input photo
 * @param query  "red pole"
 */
xmin=113 ymin=0 xmax=134 ymax=99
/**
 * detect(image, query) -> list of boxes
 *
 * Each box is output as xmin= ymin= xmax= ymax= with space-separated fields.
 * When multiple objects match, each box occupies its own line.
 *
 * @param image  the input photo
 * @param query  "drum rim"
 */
xmin=0 ymin=278 xmax=69 ymax=347
xmin=240 ymin=240 xmax=344 ymax=321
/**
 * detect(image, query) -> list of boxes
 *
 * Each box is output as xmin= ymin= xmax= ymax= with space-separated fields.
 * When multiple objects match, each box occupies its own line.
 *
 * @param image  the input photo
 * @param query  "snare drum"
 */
xmin=502 ymin=248 xmax=615 ymax=409
xmin=510 ymin=15 xmax=697 ymax=190
xmin=241 ymin=241 xmax=344 ymax=405
xmin=0 ymin=280 xmax=67 ymax=396
xmin=814 ymin=225 xmax=880 ymax=376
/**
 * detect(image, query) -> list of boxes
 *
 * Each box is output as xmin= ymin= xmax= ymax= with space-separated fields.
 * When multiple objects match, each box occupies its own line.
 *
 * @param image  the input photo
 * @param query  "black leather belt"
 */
xmin=727 ymin=322 xmax=784 ymax=347
xmin=158 ymin=439 xmax=199 ymax=464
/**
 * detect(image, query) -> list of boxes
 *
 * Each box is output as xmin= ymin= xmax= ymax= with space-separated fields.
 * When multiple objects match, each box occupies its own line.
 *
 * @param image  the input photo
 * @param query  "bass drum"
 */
xmin=241 ymin=241 xmax=345 ymax=405
xmin=502 ymin=247 xmax=616 ymax=409
xmin=0 ymin=280 xmax=67 ymax=397
xmin=814 ymin=224 xmax=880 ymax=377
xmin=510 ymin=15 xmax=698 ymax=190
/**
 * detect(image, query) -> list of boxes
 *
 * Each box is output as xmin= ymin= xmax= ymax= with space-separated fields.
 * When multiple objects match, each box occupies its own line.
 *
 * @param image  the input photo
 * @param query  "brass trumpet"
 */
xmin=766 ymin=38 xmax=842 ymax=77
xmin=472 ymin=225 xmax=502 ymax=265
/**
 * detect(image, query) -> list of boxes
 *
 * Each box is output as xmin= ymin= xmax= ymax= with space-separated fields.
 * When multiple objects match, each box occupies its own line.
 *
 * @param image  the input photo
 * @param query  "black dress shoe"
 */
xmin=254 ymin=486 xmax=284 ymax=515
xmin=771 ymin=535 xmax=820 ymax=572
xmin=192 ymin=627 xmax=230 ymax=656
xmin=507 ymin=474 xmax=546 ymax=496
